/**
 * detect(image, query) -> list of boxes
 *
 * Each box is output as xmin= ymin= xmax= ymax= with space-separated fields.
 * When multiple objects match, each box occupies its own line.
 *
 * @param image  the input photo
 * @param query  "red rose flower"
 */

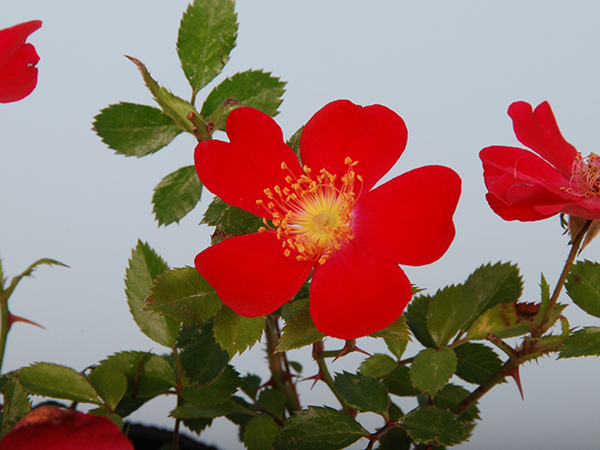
xmin=0 ymin=20 xmax=41 ymax=103
xmin=481 ymin=101 xmax=600 ymax=221
xmin=0 ymin=406 xmax=133 ymax=450
xmin=195 ymin=100 xmax=461 ymax=339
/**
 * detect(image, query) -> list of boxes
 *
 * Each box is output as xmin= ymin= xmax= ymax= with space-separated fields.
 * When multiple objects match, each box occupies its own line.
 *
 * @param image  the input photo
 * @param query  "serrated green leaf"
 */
xmin=566 ymin=260 xmax=600 ymax=318
xmin=427 ymin=284 xmax=478 ymax=346
xmin=152 ymin=166 xmax=203 ymax=226
xmin=3 ymin=258 xmax=68 ymax=301
xmin=213 ymin=305 xmax=265 ymax=356
xmin=258 ymin=388 xmax=286 ymax=420
xmin=145 ymin=266 xmax=222 ymax=326
xmin=466 ymin=302 xmax=541 ymax=341
xmin=183 ymin=417 xmax=213 ymax=435
xmin=172 ymin=398 xmax=255 ymax=419
xmin=333 ymin=371 xmax=389 ymax=416
xmin=212 ymin=204 xmax=264 ymax=244
xmin=382 ymin=366 xmax=420 ymax=397
xmin=278 ymin=299 xmax=324 ymax=352
xmin=201 ymin=70 xmax=286 ymax=130
xmin=287 ymin=126 xmax=303 ymax=163
xmin=177 ymin=0 xmax=238 ymax=93
xmin=274 ymin=406 xmax=367 ymax=450
xmin=182 ymin=364 xmax=242 ymax=407
xmin=241 ymin=374 xmax=261 ymax=401
xmin=93 ymin=103 xmax=181 ymax=157
xmin=86 ymin=406 xmax=124 ymax=430
xmin=127 ymin=56 xmax=199 ymax=136
xmin=1 ymin=379 xmax=31 ymax=437
xmin=125 ymin=241 xmax=179 ymax=348
xmin=358 ymin=354 xmax=398 ymax=378
xmin=454 ymin=343 xmax=502 ymax=385
xmin=410 ymin=347 xmax=457 ymax=396
xmin=384 ymin=338 xmax=408 ymax=360
xmin=201 ymin=196 xmax=227 ymax=226
xmin=533 ymin=273 xmax=552 ymax=329
xmin=88 ymin=362 xmax=127 ymax=411
xmin=402 ymin=407 xmax=467 ymax=446
xmin=376 ymin=426 xmax=411 ymax=450
xmin=244 ymin=415 xmax=280 ymax=450
xmin=370 ymin=316 xmax=410 ymax=340
xmin=466 ymin=261 xmax=523 ymax=317
xmin=18 ymin=363 xmax=99 ymax=404
xmin=559 ymin=326 xmax=600 ymax=358
xmin=433 ymin=384 xmax=480 ymax=424
xmin=178 ymin=323 xmax=229 ymax=387
xmin=404 ymin=295 xmax=436 ymax=348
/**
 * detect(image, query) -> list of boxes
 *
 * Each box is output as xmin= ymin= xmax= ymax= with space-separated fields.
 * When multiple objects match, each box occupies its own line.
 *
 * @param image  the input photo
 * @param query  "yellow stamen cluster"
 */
xmin=568 ymin=153 xmax=600 ymax=199
xmin=257 ymin=157 xmax=362 ymax=264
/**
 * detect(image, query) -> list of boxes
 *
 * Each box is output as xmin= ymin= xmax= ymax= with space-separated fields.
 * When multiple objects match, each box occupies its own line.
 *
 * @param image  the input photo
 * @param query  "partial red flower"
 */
xmin=195 ymin=100 xmax=461 ymax=339
xmin=0 ymin=405 xmax=133 ymax=450
xmin=481 ymin=101 xmax=600 ymax=221
xmin=0 ymin=20 xmax=41 ymax=103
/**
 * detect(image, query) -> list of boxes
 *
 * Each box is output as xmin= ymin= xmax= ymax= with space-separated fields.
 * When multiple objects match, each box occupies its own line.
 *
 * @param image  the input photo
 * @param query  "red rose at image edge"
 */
xmin=194 ymin=100 xmax=461 ymax=339
xmin=0 ymin=405 xmax=133 ymax=450
xmin=0 ymin=20 xmax=41 ymax=103
xmin=480 ymin=100 xmax=600 ymax=222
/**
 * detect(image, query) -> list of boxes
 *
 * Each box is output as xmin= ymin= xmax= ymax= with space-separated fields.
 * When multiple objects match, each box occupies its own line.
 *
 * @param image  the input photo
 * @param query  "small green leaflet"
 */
xmin=152 ymin=166 xmax=203 ymax=226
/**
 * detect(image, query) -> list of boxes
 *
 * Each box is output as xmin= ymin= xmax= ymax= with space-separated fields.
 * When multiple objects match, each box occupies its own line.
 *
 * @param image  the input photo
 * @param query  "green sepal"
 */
xmin=152 ymin=165 xmax=203 ymax=226
xmin=17 ymin=363 xmax=100 ymax=405
xmin=177 ymin=0 xmax=238 ymax=94
xmin=93 ymin=103 xmax=181 ymax=157
xmin=566 ymin=260 xmax=600 ymax=318
xmin=278 ymin=299 xmax=325 ymax=352
xmin=454 ymin=343 xmax=503 ymax=385
xmin=125 ymin=241 xmax=179 ymax=348
xmin=559 ymin=326 xmax=600 ymax=358
xmin=410 ymin=347 xmax=457 ymax=396
xmin=88 ymin=361 xmax=128 ymax=411
xmin=1 ymin=379 xmax=31 ymax=437
xmin=244 ymin=415 xmax=280 ymax=450
xmin=402 ymin=406 xmax=468 ymax=446
xmin=144 ymin=266 xmax=223 ymax=326
xmin=333 ymin=371 xmax=390 ymax=417
xmin=426 ymin=284 xmax=478 ymax=346
xmin=358 ymin=353 xmax=398 ymax=378
xmin=273 ymin=406 xmax=367 ymax=450
xmin=182 ymin=364 xmax=242 ymax=407
xmin=178 ymin=322 xmax=229 ymax=387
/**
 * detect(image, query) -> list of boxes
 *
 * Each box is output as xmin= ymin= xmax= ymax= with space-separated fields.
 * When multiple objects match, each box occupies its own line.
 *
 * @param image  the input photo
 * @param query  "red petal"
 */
xmin=310 ymin=243 xmax=412 ymax=339
xmin=0 ymin=406 xmax=133 ymax=450
xmin=351 ymin=166 xmax=461 ymax=266
xmin=508 ymin=101 xmax=577 ymax=177
xmin=195 ymin=231 xmax=313 ymax=317
xmin=300 ymin=100 xmax=407 ymax=192
xmin=485 ymin=192 xmax=566 ymax=221
xmin=558 ymin=200 xmax=600 ymax=221
xmin=195 ymin=107 xmax=303 ymax=217
xmin=0 ymin=20 xmax=41 ymax=103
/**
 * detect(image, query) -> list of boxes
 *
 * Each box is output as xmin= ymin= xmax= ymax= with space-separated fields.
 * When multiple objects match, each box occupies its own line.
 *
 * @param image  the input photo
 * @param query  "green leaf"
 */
xmin=278 ymin=299 xmax=325 ymax=352
xmin=410 ymin=347 xmax=457 ymax=396
xmin=274 ymin=406 xmax=367 ymax=450
xmin=241 ymin=374 xmax=262 ymax=401
xmin=404 ymin=295 xmax=436 ymax=348
xmin=201 ymin=196 xmax=227 ymax=226
xmin=4 ymin=258 xmax=68 ymax=300
xmin=427 ymin=284 xmax=478 ymax=346
xmin=433 ymin=384 xmax=480 ymax=424
xmin=402 ymin=407 xmax=467 ymax=446
xmin=127 ymin=56 xmax=199 ymax=135
xmin=333 ymin=372 xmax=389 ymax=416
xmin=533 ymin=274 xmax=552 ymax=329
xmin=152 ymin=166 xmax=203 ymax=226
xmin=1 ymin=379 xmax=31 ymax=437
xmin=18 ymin=363 xmax=99 ymax=404
xmin=213 ymin=305 xmax=265 ymax=356
xmin=381 ymin=366 xmax=420 ymax=397
xmin=566 ymin=260 xmax=600 ymax=318
xmin=376 ymin=426 xmax=411 ymax=450
xmin=201 ymin=70 xmax=286 ymax=129
xmin=384 ymin=338 xmax=408 ymax=360
xmin=125 ymin=241 xmax=179 ymax=347
xmin=182 ymin=365 xmax=242 ymax=407
xmin=454 ymin=343 xmax=503 ymax=385
xmin=358 ymin=354 xmax=398 ymax=378
xmin=370 ymin=316 xmax=411 ymax=340
xmin=172 ymin=398 xmax=255 ymax=419
xmin=258 ymin=388 xmax=286 ymax=420
xmin=466 ymin=261 xmax=523 ymax=317
xmin=178 ymin=323 xmax=229 ymax=387
xmin=145 ymin=267 xmax=222 ymax=326
xmin=88 ymin=361 xmax=127 ymax=411
xmin=212 ymin=204 xmax=264 ymax=244
xmin=244 ymin=415 xmax=280 ymax=450
xmin=559 ymin=327 xmax=600 ymax=358
xmin=177 ymin=0 xmax=238 ymax=93
xmin=466 ymin=302 xmax=546 ymax=341
xmin=287 ymin=126 xmax=303 ymax=163
xmin=93 ymin=103 xmax=181 ymax=157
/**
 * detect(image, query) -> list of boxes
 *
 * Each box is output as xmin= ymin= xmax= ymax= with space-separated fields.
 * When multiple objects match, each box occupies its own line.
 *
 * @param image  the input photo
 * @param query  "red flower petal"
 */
xmin=351 ymin=165 xmax=460 ymax=266
xmin=310 ymin=243 xmax=412 ymax=339
xmin=195 ymin=107 xmax=303 ymax=218
xmin=508 ymin=101 xmax=577 ymax=177
xmin=300 ymin=100 xmax=407 ymax=192
xmin=485 ymin=190 xmax=567 ymax=221
xmin=0 ymin=406 xmax=133 ymax=450
xmin=0 ymin=20 xmax=41 ymax=103
xmin=195 ymin=231 xmax=313 ymax=317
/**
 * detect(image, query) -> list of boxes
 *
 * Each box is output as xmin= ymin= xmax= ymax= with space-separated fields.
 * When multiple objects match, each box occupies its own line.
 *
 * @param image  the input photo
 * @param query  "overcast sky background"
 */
xmin=2 ymin=1 xmax=600 ymax=449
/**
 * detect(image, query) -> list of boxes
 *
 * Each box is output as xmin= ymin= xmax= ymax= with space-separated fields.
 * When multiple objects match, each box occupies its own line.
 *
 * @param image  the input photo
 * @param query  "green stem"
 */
xmin=0 ymin=294 xmax=10 ymax=374
xmin=312 ymin=341 xmax=353 ymax=415
xmin=172 ymin=348 xmax=183 ymax=450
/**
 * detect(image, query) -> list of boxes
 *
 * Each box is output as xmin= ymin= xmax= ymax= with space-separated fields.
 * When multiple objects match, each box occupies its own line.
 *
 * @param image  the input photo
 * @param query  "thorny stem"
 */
xmin=312 ymin=341 xmax=354 ymax=415
xmin=265 ymin=316 xmax=300 ymax=413
xmin=0 ymin=293 xmax=9 ymax=374
xmin=172 ymin=347 xmax=184 ymax=450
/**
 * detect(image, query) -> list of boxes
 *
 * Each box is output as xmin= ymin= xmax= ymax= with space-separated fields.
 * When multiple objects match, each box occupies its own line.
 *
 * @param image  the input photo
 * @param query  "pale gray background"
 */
xmin=1 ymin=1 xmax=600 ymax=449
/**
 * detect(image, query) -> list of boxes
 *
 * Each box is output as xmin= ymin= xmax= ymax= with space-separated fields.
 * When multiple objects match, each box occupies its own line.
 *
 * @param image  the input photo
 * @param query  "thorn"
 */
xmin=507 ymin=366 xmax=524 ymax=400
xmin=8 ymin=314 xmax=44 ymax=330
xmin=301 ymin=372 xmax=323 ymax=389
xmin=333 ymin=339 xmax=373 ymax=362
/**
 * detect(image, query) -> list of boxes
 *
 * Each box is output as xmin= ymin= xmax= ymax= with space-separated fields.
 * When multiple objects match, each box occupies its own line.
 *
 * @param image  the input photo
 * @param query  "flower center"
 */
xmin=570 ymin=153 xmax=600 ymax=198
xmin=257 ymin=157 xmax=362 ymax=264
